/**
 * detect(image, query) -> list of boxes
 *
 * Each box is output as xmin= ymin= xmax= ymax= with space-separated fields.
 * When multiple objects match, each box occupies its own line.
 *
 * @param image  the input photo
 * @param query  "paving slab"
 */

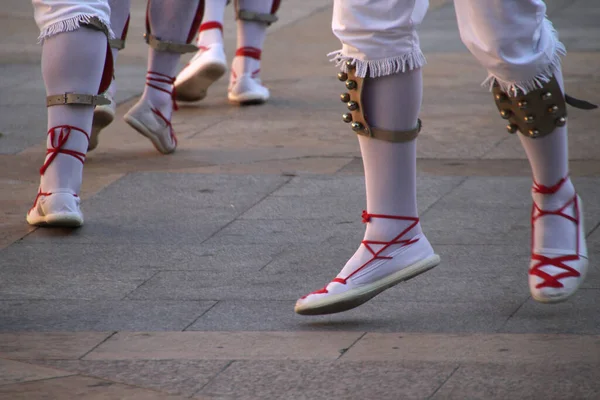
xmin=198 ymin=360 xmax=457 ymax=400
xmin=500 ymin=290 xmax=600 ymax=334
xmin=0 ymin=359 xmax=74 ymax=385
xmin=38 ymin=359 xmax=229 ymax=398
xmin=84 ymin=331 xmax=364 ymax=361
xmin=0 ymin=375 xmax=189 ymax=400
xmin=341 ymin=333 xmax=600 ymax=363
xmin=0 ymin=332 xmax=112 ymax=360
xmin=0 ymin=300 xmax=215 ymax=332
xmin=187 ymin=298 xmax=524 ymax=334
xmin=430 ymin=362 xmax=600 ymax=400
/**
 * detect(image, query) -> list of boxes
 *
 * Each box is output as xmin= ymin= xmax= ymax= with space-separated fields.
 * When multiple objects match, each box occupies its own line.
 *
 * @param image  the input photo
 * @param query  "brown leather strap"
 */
xmin=46 ymin=93 xmax=110 ymax=107
xmin=144 ymin=33 xmax=197 ymax=54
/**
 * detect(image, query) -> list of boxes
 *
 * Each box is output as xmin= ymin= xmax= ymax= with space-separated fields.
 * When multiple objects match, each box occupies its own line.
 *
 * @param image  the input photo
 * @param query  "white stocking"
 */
xmin=40 ymin=28 xmax=107 ymax=195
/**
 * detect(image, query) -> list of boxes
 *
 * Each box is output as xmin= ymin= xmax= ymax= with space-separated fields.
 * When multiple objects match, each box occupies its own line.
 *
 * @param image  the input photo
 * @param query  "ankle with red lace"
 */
xmin=27 ymin=125 xmax=88 ymax=226
xmin=528 ymin=175 xmax=588 ymax=303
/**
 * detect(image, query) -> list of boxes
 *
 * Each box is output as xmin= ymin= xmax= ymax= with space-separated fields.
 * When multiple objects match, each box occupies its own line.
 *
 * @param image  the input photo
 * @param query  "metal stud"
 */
xmin=499 ymin=109 xmax=511 ymax=119
xmin=548 ymin=105 xmax=559 ymax=114
xmin=541 ymin=92 xmax=552 ymax=101
xmin=351 ymin=122 xmax=364 ymax=131
xmin=517 ymin=100 xmax=528 ymax=109
xmin=337 ymin=72 xmax=348 ymax=82
xmin=340 ymin=93 xmax=350 ymax=103
xmin=529 ymin=129 xmax=540 ymax=138
xmin=342 ymin=113 xmax=353 ymax=123
xmin=345 ymin=80 xmax=357 ymax=90
xmin=524 ymin=115 xmax=535 ymax=124
xmin=495 ymin=93 xmax=507 ymax=102
xmin=556 ymin=116 xmax=567 ymax=127
xmin=345 ymin=60 xmax=355 ymax=70
xmin=506 ymin=124 xmax=518 ymax=134
xmin=347 ymin=101 xmax=359 ymax=111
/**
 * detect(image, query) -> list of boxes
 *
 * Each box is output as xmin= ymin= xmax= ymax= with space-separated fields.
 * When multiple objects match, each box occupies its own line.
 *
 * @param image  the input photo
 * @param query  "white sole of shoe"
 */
xmin=175 ymin=63 xmax=226 ymax=102
xmin=228 ymin=92 xmax=268 ymax=106
xmin=124 ymin=114 xmax=175 ymax=155
xmin=27 ymin=212 xmax=83 ymax=228
xmin=295 ymin=254 xmax=441 ymax=316
xmin=89 ymin=107 xmax=115 ymax=151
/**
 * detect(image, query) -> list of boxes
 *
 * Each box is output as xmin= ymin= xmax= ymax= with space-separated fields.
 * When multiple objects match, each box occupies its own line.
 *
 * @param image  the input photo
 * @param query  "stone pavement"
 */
xmin=1 ymin=0 xmax=600 ymax=399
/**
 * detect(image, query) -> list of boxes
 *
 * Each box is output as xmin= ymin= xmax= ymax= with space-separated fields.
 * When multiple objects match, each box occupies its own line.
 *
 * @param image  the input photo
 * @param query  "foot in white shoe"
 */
xmin=529 ymin=178 xmax=588 ymax=303
xmin=124 ymin=100 xmax=177 ymax=154
xmin=295 ymin=212 xmax=440 ymax=315
xmin=89 ymin=91 xmax=116 ymax=151
xmin=228 ymin=72 xmax=269 ymax=105
xmin=27 ymin=191 xmax=83 ymax=227
xmin=175 ymin=45 xmax=227 ymax=102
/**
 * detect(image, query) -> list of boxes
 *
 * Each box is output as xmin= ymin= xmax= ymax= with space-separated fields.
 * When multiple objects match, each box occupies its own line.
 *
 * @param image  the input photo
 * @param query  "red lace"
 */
xmin=529 ymin=176 xmax=581 ymax=289
xmin=199 ymin=21 xmax=223 ymax=34
xmin=146 ymin=71 xmax=178 ymax=111
xmin=235 ymin=46 xmax=262 ymax=60
xmin=150 ymin=107 xmax=177 ymax=146
xmin=30 ymin=125 xmax=88 ymax=212
xmin=302 ymin=211 xmax=419 ymax=298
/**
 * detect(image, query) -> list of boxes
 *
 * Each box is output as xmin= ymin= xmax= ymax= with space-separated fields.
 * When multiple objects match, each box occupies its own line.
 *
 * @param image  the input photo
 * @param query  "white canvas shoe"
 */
xmin=27 ymin=125 xmax=89 ymax=227
xmin=295 ymin=212 xmax=440 ymax=315
xmin=174 ymin=44 xmax=227 ymax=102
xmin=27 ymin=191 xmax=83 ymax=227
xmin=89 ymin=90 xmax=116 ymax=151
xmin=528 ymin=178 xmax=588 ymax=303
xmin=124 ymin=100 xmax=177 ymax=155
xmin=228 ymin=72 xmax=270 ymax=105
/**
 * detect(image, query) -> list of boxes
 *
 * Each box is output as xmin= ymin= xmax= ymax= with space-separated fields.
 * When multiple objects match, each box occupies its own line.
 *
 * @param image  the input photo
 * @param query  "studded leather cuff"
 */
xmin=493 ymin=76 xmax=567 ymax=138
xmin=338 ymin=61 xmax=421 ymax=142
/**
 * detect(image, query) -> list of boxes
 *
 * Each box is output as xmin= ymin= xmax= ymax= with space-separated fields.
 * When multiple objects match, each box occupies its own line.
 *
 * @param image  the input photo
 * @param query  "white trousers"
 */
xmin=32 ymin=0 xmax=112 ymax=42
xmin=332 ymin=0 xmax=565 ymax=94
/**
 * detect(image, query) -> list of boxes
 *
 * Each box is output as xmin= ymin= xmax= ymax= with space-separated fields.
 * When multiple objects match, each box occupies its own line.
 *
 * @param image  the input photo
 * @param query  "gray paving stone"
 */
xmin=500 ymin=290 xmax=600 ymax=334
xmin=199 ymin=360 xmax=457 ymax=400
xmin=125 ymin=268 xmax=332 ymax=301
xmin=0 ymin=300 xmax=215 ymax=331
xmin=241 ymin=176 xmax=462 ymax=220
xmin=0 ymin=243 xmax=281 ymax=272
xmin=188 ymin=298 xmax=523 ymax=333
xmin=205 ymin=218 xmax=356 ymax=246
xmin=24 ymin=173 xmax=288 ymax=244
xmin=38 ymin=359 xmax=228 ymax=398
xmin=0 ymin=266 xmax=154 ymax=300
xmin=431 ymin=363 xmax=600 ymax=400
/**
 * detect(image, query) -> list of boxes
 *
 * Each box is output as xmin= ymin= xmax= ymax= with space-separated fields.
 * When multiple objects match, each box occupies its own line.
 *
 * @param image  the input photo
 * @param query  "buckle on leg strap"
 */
xmin=46 ymin=93 xmax=110 ymax=107
xmin=237 ymin=10 xmax=278 ymax=25
xmin=108 ymin=38 xmax=125 ymax=50
xmin=144 ymin=33 xmax=197 ymax=54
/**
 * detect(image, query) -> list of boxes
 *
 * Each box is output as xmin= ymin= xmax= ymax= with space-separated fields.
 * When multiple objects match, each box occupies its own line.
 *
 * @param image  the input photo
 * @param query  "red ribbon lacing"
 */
xmin=30 ymin=125 xmax=88 ymax=212
xmin=146 ymin=71 xmax=178 ymax=111
xmin=235 ymin=46 xmax=261 ymax=60
xmin=199 ymin=21 xmax=223 ymax=34
xmin=529 ymin=176 xmax=581 ymax=289
xmin=302 ymin=211 xmax=420 ymax=298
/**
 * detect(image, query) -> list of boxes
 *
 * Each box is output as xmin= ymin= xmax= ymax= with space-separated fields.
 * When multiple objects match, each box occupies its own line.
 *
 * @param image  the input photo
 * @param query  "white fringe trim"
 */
xmin=328 ymin=48 xmax=427 ymax=78
xmin=37 ymin=14 xmax=114 ymax=43
xmin=482 ymin=18 xmax=566 ymax=96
